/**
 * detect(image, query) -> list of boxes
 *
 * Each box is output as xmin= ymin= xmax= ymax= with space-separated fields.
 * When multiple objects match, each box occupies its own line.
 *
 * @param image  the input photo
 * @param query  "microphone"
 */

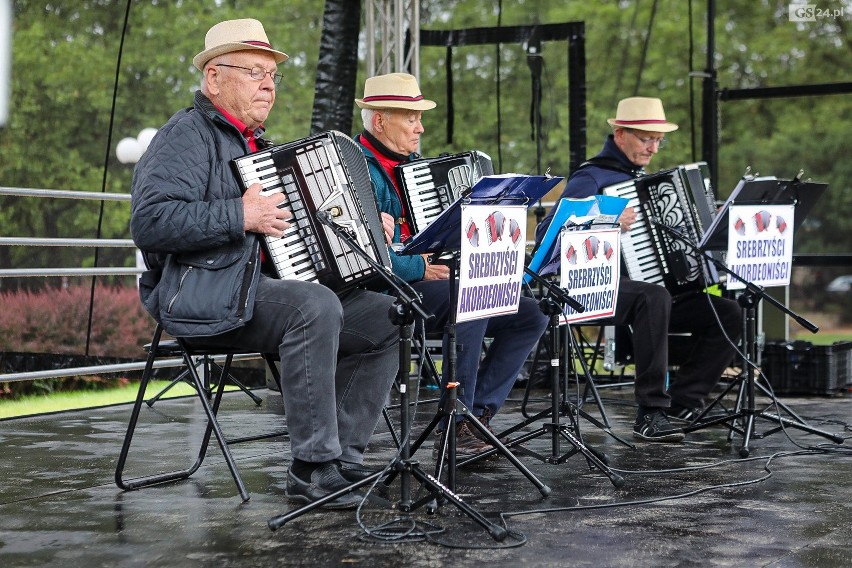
xmin=315 ymin=206 xmax=344 ymax=227
xmin=315 ymin=209 xmax=333 ymax=226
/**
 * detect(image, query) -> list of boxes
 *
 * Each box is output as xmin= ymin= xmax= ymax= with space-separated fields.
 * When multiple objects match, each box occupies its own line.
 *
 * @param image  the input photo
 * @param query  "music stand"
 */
xmin=268 ymin=210 xmax=517 ymax=541
xmin=664 ymin=174 xmax=842 ymax=457
xmin=496 ymin=268 xmax=626 ymax=487
xmin=700 ymin=172 xmax=825 ymax=251
xmin=520 ymin=214 xmax=637 ymax=449
xmin=399 ymin=173 xmax=561 ymax=496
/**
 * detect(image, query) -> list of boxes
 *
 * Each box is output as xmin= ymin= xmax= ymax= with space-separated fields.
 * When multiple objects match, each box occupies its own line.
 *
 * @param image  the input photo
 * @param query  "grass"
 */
xmin=790 ymin=331 xmax=852 ymax=345
xmin=0 ymin=381 xmax=207 ymax=420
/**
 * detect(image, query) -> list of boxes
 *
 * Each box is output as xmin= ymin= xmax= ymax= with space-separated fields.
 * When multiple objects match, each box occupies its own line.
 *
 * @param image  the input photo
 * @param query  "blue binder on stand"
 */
xmin=524 ymin=195 xmax=628 ymax=282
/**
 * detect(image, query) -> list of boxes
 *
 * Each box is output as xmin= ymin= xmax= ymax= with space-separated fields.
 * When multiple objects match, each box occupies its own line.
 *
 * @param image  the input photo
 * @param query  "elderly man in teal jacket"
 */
xmin=354 ymin=73 xmax=548 ymax=458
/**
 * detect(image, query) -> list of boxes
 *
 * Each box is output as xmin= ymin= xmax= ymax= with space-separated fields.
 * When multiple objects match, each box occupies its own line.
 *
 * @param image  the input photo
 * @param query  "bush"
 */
xmin=0 ymin=284 xmax=156 ymax=399
xmin=0 ymin=284 xmax=154 ymax=356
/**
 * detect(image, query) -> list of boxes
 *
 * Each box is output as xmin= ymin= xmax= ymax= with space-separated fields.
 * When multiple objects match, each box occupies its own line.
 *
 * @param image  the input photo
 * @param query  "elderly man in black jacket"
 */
xmin=130 ymin=18 xmax=398 ymax=509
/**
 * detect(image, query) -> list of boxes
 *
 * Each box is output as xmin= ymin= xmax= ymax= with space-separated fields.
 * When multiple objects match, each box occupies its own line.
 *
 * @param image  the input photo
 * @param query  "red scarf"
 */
xmin=358 ymin=134 xmax=413 ymax=242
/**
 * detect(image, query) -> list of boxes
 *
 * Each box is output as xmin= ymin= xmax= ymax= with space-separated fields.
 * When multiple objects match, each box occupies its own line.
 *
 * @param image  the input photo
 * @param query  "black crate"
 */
xmin=761 ymin=340 xmax=852 ymax=396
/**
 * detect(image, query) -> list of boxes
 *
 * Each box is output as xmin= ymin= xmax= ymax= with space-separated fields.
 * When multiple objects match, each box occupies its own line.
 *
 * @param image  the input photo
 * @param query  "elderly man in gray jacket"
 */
xmin=130 ymin=18 xmax=398 ymax=509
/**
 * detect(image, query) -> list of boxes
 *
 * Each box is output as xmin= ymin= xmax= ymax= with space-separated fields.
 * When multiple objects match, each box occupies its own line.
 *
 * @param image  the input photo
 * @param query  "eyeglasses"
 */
xmin=626 ymin=129 xmax=668 ymax=148
xmin=215 ymin=64 xmax=282 ymax=86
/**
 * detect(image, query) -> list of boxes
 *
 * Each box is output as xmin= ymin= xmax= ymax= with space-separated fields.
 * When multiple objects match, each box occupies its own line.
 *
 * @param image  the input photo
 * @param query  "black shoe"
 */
xmin=336 ymin=462 xmax=388 ymax=484
xmin=285 ymin=462 xmax=363 ymax=510
xmin=633 ymin=410 xmax=685 ymax=442
xmin=669 ymin=404 xmax=729 ymax=425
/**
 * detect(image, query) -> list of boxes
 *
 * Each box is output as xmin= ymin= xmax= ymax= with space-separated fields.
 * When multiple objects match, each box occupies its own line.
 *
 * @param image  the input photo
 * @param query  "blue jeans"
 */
xmin=187 ymin=276 xmax=398 ymax=464
xmin=413 ymin=280 xmax=548 ymax=419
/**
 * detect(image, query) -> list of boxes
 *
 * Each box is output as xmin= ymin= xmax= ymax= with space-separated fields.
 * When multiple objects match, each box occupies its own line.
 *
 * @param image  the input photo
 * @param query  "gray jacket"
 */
xmin=130 ymin=90 xmax=264 ymax=338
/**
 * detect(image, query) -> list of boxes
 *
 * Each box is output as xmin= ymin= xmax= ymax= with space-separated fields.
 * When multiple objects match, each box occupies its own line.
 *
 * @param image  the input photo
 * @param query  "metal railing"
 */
xmin=0 ymin=353 xmax=264 ymax=384
xmin=1 ymin=187 xmax=152 ymax=384
xmin=0 ymin=186 xmax=141 ymax=279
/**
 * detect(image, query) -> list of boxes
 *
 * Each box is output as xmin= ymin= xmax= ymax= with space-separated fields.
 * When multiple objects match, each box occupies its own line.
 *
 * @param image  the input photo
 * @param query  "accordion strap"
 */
xmin=574 ymin=156 xmax=643 ymax=179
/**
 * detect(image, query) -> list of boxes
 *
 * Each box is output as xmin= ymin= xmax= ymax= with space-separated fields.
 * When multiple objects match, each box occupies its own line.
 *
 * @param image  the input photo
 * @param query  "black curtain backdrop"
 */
xmin=310 ymin=0 xmax=361 ymax=135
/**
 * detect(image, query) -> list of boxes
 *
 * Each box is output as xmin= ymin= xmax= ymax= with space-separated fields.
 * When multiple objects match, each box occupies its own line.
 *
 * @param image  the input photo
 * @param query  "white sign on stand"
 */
xmin=559 ymin=226 xmax=621 ymax=323
xmin=456 ymin=204 xmax=527 ymax=323
xmin=725 ymin=204 xmax=795 ymax=290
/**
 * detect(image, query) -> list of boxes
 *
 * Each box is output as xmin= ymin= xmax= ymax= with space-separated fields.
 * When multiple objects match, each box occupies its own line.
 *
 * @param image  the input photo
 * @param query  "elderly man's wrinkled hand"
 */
xmin=243 ymin=183 xmax=292 ymax=237
xmin=619 ymin=206 xmax=637 ymax=232
xmin=380 ymin=212 xmax=395 ymax=245
xmin=422 ymin=254 xmax=449 ymax=280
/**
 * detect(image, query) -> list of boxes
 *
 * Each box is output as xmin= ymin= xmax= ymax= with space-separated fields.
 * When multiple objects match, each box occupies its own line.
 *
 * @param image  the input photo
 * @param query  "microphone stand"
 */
xmin=482 ymin=267 xmax=625 ymax=487
xmin=650 ymin=219 xmax=844 ymax=456
xmin=268 ymin=211 xmax=512 ymax=542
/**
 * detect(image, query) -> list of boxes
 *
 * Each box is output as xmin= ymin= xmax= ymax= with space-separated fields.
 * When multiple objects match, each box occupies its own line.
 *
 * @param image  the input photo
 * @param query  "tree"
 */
xmin=1 ymin=0 xmax=848 ymax=294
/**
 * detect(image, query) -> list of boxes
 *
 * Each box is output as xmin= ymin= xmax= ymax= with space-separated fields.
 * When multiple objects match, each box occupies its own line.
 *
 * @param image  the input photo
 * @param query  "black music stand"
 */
xmin=659 ymin=174 xmax=842 ymax=457
xmin=522 ymin=214 xmax=634 ymax=445
xmin=492 ymin=267 xmax=626 ymax=487
xmin=400 ymin=174 xmax=561 ymax=497
xmin=268 ymin=211 xmax=514 ymax=542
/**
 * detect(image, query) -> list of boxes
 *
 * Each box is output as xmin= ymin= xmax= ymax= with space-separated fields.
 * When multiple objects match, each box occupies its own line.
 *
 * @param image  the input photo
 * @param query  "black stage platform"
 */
xmin=0 ymin=382 xmax=850 ymax=567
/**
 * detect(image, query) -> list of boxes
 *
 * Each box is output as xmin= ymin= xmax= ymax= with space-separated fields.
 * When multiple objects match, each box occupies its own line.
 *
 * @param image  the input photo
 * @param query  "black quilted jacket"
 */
xmin=130 ymin=90 xmax=262 ymax=338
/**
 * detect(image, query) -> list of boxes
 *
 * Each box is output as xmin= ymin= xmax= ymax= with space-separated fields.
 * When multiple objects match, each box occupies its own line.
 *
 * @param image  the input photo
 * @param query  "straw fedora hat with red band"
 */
xmin=356 ymin=73 xmax=437 ymax=111
xmin=193 ymin=18 xmax=289 ymax=71
xmin=607 ymin=96 xmax=679 ymax=132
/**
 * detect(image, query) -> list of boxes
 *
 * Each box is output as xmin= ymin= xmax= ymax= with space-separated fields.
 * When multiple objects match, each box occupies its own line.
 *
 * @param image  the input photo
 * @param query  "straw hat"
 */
xmin=193 ymin=19 xmax=289 ymax=71
xmin=355 ymin=73 xmax=437 ymax=111
xmin=607 ymin=97 xmax=678 ymax=132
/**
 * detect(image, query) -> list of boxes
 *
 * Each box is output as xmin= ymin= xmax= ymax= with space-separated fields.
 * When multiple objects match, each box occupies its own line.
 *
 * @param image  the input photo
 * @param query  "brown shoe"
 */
xmin=472 ymin=410 xmax=509 ymax=444
xmin=433 ymin=422 xmax=491 ymax=458
xmin=455 ymin=422 xmax=492 ymax=456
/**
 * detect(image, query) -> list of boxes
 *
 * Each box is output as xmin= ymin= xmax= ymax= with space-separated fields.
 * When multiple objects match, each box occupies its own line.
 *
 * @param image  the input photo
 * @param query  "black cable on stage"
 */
xmin=688 ymin=0 xmax=698 ymax=161
xmin=494 ymin=0 xmax=504 ymax=173
xmin=84 ymin=0 xmax=133 ymax=356
xmin=632 ymin=0 xmax=659 ymax=96
xmin=500 ymin=447 xmax=849 ymax=523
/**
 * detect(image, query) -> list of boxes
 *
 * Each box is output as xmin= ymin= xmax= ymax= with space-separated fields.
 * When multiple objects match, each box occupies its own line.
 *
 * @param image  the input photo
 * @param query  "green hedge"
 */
xmin=0 ymin=285 xmax=156 ymax=398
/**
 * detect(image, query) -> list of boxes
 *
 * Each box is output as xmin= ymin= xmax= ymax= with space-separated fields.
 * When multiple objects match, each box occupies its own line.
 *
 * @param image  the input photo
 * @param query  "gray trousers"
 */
xmin=187 ymin=276 xmax=398 ymax=464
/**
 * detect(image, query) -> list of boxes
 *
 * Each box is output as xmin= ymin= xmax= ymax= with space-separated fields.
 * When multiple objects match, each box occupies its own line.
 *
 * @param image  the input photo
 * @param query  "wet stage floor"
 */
xmin=0 ymin=380 xmax=850 ymax=567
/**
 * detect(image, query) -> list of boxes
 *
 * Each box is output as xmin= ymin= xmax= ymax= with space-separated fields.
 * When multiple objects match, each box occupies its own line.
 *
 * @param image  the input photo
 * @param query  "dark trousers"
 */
xmin=614 ymin=279 xmax=742 ymax=411
xmin=668 ymin=292 xmax=742 ymax=408
xmin=185 ymin=277 xmax=398 ymax=465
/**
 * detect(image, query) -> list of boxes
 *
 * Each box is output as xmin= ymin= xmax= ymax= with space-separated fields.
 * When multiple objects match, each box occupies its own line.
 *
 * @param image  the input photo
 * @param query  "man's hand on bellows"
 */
xmin=380 ymin=212 xmax=394 ymax=245
xmin=243 ymin=183 xmax=292 ymax=237
xmin=619 ymin=206 xmax=637 ymax=232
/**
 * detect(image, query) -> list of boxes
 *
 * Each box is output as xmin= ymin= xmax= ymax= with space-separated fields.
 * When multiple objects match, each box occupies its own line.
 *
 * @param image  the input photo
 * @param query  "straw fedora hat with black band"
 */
xmin=193 ymin=18 xmax=289 ymax=71
xmin=607 ymin=97 xmax=678 ymax=133
xmin=355 ymin=73 xmax=437 ymax=111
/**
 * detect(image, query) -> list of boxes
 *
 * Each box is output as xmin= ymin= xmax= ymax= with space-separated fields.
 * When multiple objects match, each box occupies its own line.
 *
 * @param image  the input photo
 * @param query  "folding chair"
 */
xmin=142 ymin=338 xmax=263 ymax=407
xmin=115 ymin=324 xmax=287 ymax=502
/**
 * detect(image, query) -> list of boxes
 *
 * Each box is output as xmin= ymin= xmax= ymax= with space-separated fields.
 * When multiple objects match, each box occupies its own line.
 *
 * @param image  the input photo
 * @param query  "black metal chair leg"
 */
xmin=115 ymin=326 xmax=205 ymax=492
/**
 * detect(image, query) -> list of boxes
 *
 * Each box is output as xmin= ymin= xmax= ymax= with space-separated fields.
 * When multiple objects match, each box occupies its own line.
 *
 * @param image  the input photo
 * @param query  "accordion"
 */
xmin=394 ymin=150 xmax=493 ymax=234
xmin=602 ymin=162 xmax=721 ymax=297
xmin=231 ymin=131 xmax=390 ymax=292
